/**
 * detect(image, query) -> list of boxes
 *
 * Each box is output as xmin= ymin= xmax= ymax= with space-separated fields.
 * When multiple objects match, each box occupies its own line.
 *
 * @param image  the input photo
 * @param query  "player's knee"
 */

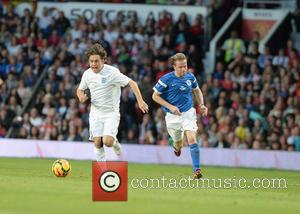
xmin=185 ymin=131 xmax=197 ymax=145
xmin=174 ymin=141 xmax=183 ymax=149
xmin=103 ymin=136 xmax=114 ymax=147
xmin=93 ymin=138 xmax=102 ymax=148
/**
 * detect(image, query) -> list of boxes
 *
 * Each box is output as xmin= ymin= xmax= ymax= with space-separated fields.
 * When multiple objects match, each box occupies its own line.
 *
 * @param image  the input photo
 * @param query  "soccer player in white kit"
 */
xmin=152 ymin=53 xmax=208 ymax=179
xmin=77 ymin=43 xmax=148 ymax=161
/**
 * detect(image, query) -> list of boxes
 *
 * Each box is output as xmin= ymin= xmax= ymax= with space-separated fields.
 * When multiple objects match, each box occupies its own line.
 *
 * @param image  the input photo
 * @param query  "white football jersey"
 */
xmin=78 ymin=64 xmax=130 ymax=114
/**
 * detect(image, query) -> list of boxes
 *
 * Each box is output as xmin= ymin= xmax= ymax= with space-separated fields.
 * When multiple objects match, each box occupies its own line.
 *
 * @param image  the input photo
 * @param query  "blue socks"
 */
xmin=189 ymin=143 xmax=200 ymax=172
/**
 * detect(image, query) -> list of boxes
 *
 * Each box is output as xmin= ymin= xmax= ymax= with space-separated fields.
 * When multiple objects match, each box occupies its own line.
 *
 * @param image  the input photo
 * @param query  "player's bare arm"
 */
xmin=152 ymin=91 xmax=181 ymax=116
xmin=76 ymin=88 xmax=89 ymax=103
xmin=128 ymin=80 xmax=149 ymax=114
xmin=192 ymin=87 xmax=208 ymax=116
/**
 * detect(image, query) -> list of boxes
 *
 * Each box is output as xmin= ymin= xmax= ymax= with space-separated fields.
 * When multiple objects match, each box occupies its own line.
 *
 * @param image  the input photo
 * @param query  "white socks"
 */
xmin=94 ymin=147 xmax=105 ymax=162
xmin=94 ymin=139 xmax=120 ymax=161
xmin=112 ymin=139 xmax=122 ymax=156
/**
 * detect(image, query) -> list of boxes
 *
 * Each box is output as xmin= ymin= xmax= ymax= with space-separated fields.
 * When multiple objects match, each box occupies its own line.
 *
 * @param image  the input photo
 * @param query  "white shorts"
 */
xmin=89 ymin=112 xmax=120 ymax=140
xmin=165 ymin=107 xmax=198 ymax=142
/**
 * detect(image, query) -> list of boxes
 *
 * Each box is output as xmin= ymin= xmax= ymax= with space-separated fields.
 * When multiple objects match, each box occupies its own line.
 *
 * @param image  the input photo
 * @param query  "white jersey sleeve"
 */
xmin=78 ymin=71 xmax=88 ymax=90
xmin=112 ymin=69 xmax=131 ymax=87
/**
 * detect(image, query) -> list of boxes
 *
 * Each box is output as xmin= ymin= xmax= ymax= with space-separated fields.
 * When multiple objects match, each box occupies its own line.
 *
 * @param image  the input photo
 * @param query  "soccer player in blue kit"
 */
xmin=152 ymin=53 xmax=208 ymax=179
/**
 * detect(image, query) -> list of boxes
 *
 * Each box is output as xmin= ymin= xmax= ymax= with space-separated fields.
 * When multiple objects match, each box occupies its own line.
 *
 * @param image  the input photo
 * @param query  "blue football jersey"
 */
xmin=153 ymin=71 xmax=199 ymax=113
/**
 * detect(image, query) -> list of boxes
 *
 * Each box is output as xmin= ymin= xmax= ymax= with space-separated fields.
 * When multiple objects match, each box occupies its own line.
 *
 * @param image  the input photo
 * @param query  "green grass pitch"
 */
xmin=0 ymin=157 xmax=299 ymax=214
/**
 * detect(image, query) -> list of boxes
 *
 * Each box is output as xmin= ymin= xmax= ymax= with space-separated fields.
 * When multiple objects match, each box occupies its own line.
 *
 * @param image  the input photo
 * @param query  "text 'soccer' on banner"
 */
xmin=92 ymin=161 xmax=128 ymax=201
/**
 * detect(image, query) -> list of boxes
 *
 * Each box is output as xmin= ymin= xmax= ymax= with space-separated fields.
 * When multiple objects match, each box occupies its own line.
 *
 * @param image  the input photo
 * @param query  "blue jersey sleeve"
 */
xmin=153 ymin=76 xmax=168 ymax=94
xmin=191 ymin=74 xmax=199 ymax=89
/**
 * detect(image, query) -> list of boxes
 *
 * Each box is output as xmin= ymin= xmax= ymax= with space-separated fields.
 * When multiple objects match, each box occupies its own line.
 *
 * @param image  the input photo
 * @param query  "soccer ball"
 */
xmin=52 ymin=159 xmax=71 ymax=177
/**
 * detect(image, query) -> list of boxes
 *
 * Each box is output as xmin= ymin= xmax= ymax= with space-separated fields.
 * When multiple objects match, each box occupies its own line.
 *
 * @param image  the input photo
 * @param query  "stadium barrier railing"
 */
xmin=1 ymin=139 xmax=300 ymax=171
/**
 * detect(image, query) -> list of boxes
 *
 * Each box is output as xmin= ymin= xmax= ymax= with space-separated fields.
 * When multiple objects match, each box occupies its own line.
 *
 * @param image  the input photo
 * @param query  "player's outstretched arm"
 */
xmin=76 ymin=88 xmax=89 ymax=103
xmin=128 ymin=80 xmax=149 ymax=113
xmin=192 ymin=87 xmax=208 ymax=116
xmin=152 ymin=91 xmax=181 ymax=116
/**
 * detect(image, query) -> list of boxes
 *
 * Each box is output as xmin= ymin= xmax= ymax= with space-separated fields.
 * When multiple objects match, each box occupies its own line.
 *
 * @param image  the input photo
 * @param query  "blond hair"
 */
xmin=169 ymin=53 xmax=187 ymax=65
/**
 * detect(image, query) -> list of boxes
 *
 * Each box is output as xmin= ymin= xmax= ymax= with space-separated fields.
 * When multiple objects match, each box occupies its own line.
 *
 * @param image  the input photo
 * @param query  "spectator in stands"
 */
xmin=38 ymin=7 xmax=52 ymax=34
xmin=212 ymin=61 xmax=224 ymax=80
xmin=29 ymin=108 xmax=43 ymax=127
xmin=29 ymin=126 xmax=40 ymax=139
xmin=55 ymin=11 xmax=71 ymax=36
xmin=139 ymin=114 xmax=156 ymax=144
xmin=258 ymin=46 xmax=272 ymax=69
xmin=251 ymin=31 xmax=260 ymax=44
xmin=287 ymin=126 xmax=300 ymax=151
xmin=66 ymin=126 xmax=82 ymax=142
xmin=4 ymin=6 xmax=19 ymax=33
xmin=246 ymin=41 xmax=259 ymax=64
xmin=222 ymin=30 xmax=246 ymax=64
xmin=16 ymin=127 xmax=28 ymax=139
xmin=188 ymin=14 xmax=204 ymax=49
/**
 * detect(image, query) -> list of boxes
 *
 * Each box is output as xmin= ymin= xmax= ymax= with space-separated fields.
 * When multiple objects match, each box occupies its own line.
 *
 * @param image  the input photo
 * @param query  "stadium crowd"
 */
xmin=0 ymin=3 xmax=299 ymax=152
